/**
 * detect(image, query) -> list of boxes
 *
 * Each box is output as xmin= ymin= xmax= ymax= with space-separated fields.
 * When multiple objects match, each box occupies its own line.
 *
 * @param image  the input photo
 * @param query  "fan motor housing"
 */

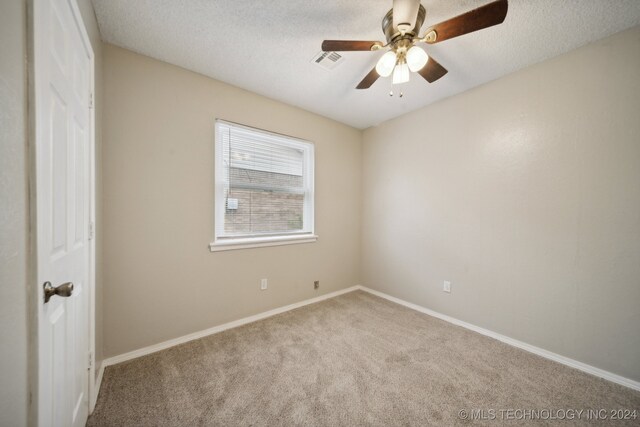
xmin=382 ymin=4 xmax=426 ymax=43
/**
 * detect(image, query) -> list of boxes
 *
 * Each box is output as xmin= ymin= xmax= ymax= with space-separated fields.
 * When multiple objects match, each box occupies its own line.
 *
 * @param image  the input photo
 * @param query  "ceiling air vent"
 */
xmin=311 ymin=51 xmax=344 ymax=70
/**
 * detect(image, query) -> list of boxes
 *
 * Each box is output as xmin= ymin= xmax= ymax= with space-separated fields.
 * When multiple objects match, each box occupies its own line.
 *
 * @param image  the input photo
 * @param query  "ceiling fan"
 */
xmin=321 ymin=0 xmax=508 ymax=89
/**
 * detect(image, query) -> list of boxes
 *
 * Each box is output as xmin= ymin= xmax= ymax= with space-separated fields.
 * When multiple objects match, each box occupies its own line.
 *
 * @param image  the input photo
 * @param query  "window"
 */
xmin=211 ymin=120 xmax=316 ymax=251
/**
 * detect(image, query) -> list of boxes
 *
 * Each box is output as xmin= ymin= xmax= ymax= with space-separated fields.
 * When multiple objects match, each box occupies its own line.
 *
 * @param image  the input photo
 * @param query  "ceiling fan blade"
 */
xmin=392 ymin=0 xmax=421 ymax=33
xmin=322 ymin=40 xmax=383 ymax=51
xmin=425 ymin=0 xmax=508 ymax=44
xmin=356 ymin=67 xmax=380 ymax=89
xmin=417 ymin=56 xmax=448 ymax=83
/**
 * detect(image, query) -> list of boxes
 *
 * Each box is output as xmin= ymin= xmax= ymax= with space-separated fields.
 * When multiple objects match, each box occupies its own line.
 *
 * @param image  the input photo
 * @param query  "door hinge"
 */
xmin=88 ymin=352 xmax=93 ymax=371
xmin=89 ymin=92 xmax=94 ymax=109
xmin=88 ymin=221 xmax=95 ymax=240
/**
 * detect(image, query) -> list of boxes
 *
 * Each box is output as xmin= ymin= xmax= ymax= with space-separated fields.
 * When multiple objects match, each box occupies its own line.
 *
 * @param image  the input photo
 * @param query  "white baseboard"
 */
xmin=97 ymin=284 xmax=639 ymax=399
xmin=102 ymin=286 xmax=360 ymax=367
xmin=358 ymin=285 xmax=640 ymax=392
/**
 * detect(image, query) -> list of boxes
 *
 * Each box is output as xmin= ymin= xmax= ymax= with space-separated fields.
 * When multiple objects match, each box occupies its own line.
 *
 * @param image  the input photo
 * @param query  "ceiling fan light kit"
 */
xmin=321 ymin=0 xmax=509 ymax=90
xmin=375 ymin=51 xmax=397 ymax=77
xmin=406 ymin=46 xmax=429 ymax=72
xmin=392 ymin=62 xmax=410 ymax=84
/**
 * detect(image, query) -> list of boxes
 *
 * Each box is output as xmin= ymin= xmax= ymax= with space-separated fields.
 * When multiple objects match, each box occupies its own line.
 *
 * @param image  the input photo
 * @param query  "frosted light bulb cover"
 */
xmin=406 ymin=46 xmax=429 ymax=72
xmin=375 ymin=51 xmax=397 ymax=77
xmin=392 ymin=62 xmax=410 ymax=84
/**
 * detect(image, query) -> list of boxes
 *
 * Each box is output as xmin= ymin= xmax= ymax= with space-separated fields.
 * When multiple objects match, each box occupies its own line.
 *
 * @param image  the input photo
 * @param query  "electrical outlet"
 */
xmin=443 ymin=281 xmax=451 ymax=293
xmin=314 ymin=280 xmax=320 ymax=290
xmin=260 ymin=278 xmax=268 ymax=290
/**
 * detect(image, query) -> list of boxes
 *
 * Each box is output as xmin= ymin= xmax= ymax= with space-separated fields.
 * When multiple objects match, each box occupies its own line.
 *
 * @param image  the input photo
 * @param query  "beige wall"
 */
xmin=0 ymin=0 xmax=29 ymax=424
xmin=362 ymin=27 xmax=640 ymax=382
xmin=102 ymin=44 xmax=362 ymax=357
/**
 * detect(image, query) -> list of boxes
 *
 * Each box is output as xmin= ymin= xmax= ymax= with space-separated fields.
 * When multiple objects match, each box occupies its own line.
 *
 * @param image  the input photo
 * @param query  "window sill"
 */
xmin=209 ymin=234 xmax=318 ymax=252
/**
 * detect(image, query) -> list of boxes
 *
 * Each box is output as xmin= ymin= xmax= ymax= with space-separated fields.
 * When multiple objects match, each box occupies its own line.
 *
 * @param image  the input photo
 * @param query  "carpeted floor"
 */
xmin=89 ymin=291 xmax=640 ymax=426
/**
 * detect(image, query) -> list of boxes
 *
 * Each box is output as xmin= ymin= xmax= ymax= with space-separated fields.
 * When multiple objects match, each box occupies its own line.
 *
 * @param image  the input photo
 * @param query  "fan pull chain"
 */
xmin=389 ymin=80 xmax=404 ymax=98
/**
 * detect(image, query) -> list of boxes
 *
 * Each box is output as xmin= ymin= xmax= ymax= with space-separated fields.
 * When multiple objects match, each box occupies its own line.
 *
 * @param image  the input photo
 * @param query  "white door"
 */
xmin=34 ymin=0 xmax=94 ymax=426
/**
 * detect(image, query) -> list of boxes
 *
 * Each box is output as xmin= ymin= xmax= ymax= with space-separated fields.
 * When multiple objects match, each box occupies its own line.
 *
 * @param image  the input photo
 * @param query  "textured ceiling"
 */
xmin=91 ymin=0 xmax=640 ymax=129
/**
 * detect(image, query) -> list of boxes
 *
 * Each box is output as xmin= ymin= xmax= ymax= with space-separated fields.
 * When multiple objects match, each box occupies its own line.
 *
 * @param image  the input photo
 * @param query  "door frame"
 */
xmin=29 ymin=0 xmax=97 ymax=421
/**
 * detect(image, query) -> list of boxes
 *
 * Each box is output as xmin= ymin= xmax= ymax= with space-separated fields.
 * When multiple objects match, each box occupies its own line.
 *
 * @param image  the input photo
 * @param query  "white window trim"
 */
xmin=210 ymin=234 xmax=318 ymax=252
xmin=211 ymin=120 xmax=316 ymax=251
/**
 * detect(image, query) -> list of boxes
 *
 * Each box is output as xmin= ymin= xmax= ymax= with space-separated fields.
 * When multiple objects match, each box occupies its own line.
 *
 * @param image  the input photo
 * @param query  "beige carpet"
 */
xmin=89 ymin=291 xmax=640 ymax=426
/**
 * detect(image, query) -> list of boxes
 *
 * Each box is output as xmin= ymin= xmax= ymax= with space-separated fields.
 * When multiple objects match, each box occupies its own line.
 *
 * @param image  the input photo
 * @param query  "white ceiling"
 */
xmin=91 ymin=0 xmax=640 ymax=129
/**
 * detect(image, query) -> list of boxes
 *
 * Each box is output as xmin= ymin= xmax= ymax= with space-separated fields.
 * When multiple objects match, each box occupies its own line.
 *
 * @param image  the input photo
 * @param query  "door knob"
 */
xmin=43 ymin=281 xmax=74 ymax=303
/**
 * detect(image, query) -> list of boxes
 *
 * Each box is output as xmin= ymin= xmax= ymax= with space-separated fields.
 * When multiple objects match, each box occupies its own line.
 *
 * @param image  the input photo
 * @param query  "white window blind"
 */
xmin=213 ymin=120 xmax=315 ymax=249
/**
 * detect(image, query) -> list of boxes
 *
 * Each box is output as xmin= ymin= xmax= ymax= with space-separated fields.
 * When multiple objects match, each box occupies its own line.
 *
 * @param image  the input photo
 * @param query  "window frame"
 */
xmin=210 ymin=119 xmax=317 ymax=251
